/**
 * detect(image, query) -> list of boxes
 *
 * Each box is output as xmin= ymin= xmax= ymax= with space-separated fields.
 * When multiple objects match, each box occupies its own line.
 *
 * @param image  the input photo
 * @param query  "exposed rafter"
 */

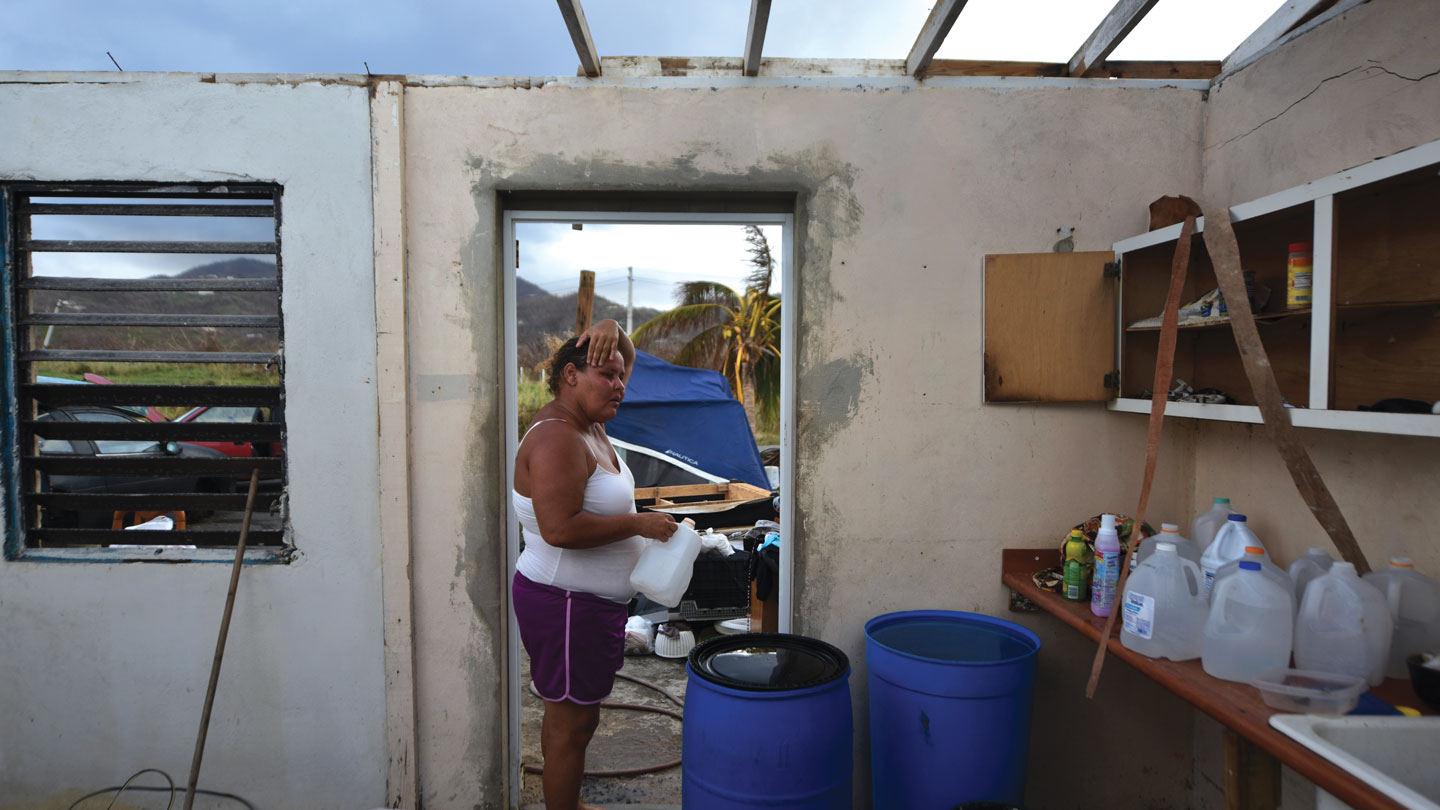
xmin=556 ymin=0 xmax=601 ymax=78
xmin=1222 ymin=0 xmax=1344 ymax=76
xmin=743 ymin=0 xmax=772 ymax=77
xmin=906 ymin=0 xmax=971 ymax=78
xmin=1066 ymin=0 xmax=1161 ymax=77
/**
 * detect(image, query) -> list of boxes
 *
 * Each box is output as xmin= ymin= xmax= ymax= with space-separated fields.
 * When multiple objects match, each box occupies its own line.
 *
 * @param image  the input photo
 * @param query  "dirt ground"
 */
xmin=520 ymin=642 xmax=694 ymax=808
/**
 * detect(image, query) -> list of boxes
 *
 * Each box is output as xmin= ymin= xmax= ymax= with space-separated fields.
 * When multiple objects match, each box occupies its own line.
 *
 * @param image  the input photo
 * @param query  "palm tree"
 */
xmin=632 ymin=225 xmax=781 ymax=433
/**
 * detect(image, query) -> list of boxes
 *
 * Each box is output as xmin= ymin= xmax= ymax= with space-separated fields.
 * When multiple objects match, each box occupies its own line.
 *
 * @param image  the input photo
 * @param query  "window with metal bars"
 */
xmin=1 ymin=183 xmax=288 ymax=558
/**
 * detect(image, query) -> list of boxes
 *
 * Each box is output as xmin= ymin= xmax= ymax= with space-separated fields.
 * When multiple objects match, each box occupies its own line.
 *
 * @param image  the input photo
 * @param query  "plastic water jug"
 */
xmin=1191 ymin=498 xmax=1234 ymax=552
xmin=1122 ymin=542 xmax=1208 ymax=661
xmin=1213 ymin=546 xmax=1295 ymax=614
xmin=1287 ymin=547 xmax=1334 ymax=604
xmin=1200 ymin=514 xmax=1264 ymax=597
xmin=629 ymin=518 xmax=702 ymax=607
xmin=1294 ymin=562 xmax=1393 ymax=686
xmin=1091 ymin=514 xmax=1122 ymax=618
xmin=1132 ymin=523 xmax=1201 ymax=571
xmin=1363 ymin=557 xmax=1440 ymax=679
xmin=1202 ymin=561 xmax=1294 ymax=683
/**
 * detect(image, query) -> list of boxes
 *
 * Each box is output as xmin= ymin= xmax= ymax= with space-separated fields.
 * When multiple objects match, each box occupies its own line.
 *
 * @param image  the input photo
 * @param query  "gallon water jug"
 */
xmin=1201 ymin=562 xmax=1293 ymax=683
xmin=1191 ymin=498 xmax=1234 ymax=552
xmin=1294 ymin=562 xmax=1393 ymax=686
xmin=1200 ymin=514 xmax=1263 ymax=597
xmin=1287 ymin=547 xmax=1335 ymax=604
xmin=1122 ymin=542 xmax=1208 ymax=661
xmin=1363 ymin=557 xmax=1440 ymax=679
xmin=1213 ymin=546 xmax=1295 ymax=614
xmin=629 ymin=518 xmax=702 ymax=606
xmin=1132 ymin=523 xmax=1201 ymax=571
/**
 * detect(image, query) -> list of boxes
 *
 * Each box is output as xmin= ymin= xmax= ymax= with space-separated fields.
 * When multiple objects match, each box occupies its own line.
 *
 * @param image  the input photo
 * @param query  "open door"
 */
xmin=983 ymin=251 xmax=1116 ymax=402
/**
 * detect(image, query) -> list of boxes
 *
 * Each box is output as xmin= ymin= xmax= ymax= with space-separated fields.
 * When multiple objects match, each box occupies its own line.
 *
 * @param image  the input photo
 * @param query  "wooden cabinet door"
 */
xmin=983 ymin=251 xmax=1116 ymax=402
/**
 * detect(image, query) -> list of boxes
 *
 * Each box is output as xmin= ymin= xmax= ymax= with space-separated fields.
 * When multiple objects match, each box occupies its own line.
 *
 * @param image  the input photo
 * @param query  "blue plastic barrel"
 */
xmin=684 ymin=632 xmax=853 ymax=809
xmin=865 ymin=610 xmax=1041 ymax=809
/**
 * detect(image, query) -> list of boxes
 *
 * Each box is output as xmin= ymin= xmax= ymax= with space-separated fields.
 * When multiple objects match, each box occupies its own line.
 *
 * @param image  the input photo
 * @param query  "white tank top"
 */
xmin=514 ymin=420 xmax=645 ymax=603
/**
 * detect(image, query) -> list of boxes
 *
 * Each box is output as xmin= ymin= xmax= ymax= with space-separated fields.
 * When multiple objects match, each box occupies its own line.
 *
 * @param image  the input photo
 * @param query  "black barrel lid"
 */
xmin=689 ymin=632 xmax=849 ymax=692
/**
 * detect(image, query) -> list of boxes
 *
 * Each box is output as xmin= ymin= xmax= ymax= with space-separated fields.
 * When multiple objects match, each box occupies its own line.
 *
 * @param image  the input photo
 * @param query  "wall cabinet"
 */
xmin=984 ymin=139 xmax=1440 ymax=438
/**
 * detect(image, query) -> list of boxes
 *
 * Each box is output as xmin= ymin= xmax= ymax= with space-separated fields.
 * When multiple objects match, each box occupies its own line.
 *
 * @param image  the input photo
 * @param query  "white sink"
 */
xmin=1270 ymin=715 xmax=1440 ymax=810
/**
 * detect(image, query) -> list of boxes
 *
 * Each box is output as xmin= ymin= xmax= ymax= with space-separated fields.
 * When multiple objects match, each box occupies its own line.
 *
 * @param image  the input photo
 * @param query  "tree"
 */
xmin=632 ymin=225 xmax=781 ymax=433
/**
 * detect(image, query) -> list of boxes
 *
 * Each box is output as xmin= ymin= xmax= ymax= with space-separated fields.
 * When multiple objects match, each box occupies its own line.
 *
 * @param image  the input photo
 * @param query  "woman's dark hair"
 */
xmin=545 ymin=337 xmax=589 ymax=397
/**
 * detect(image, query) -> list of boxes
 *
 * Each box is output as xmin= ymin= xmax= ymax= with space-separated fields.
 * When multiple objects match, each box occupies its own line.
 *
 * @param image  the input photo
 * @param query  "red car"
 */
xmin=176 ymin=405 xmax=282 ymax=459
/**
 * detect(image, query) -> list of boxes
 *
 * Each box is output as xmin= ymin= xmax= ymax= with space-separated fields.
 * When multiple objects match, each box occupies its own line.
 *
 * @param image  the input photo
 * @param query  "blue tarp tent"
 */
xmin=607 ymin=350 xmax=771 ymax=490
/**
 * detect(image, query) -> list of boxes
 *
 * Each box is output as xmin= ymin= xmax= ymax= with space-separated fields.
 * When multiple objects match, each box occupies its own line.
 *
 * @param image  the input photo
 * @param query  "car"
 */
xmin=173 ymin=405 xmax=282 ymax=459
xmin=36 ymin=405 xmax=235 ymax=529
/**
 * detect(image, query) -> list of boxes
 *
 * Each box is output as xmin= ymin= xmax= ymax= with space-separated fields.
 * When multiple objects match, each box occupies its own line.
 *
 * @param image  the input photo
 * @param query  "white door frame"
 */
xmin=501 ymin=209 xmax=796 ymax=804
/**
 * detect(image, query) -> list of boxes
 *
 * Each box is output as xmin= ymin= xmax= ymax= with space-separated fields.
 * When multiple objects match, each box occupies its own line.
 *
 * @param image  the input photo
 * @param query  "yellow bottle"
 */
xmin=1063 ymin=529 xmax=1090 ymax=602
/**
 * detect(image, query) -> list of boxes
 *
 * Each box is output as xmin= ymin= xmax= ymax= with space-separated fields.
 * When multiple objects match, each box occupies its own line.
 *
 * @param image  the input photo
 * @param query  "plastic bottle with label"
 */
xmin=1090 ymin=514 xmax=1122 ymax=618
xmin=1363 ymin=557 xmax=1440 ymax=679
xmin=1132 ymin=523 xmax=1201 ymax=571
xmin=1287 ymin=242 xmax=1313 ymax=309
xmin=1201 ymin=561 xmax=1294 ymax=683
xmin=629 ymin=518 xmax=703 ymax=607
xmin=1212 ymin=545 xmax=1296 ymax=614
xmin=1191 ymin=498 xmax=1234 ymax=552
xmin=1294 ymin=562 xmax=1394 ymax=686
xmin=1200 ymin=514 xmax=1263 ymax=597
xmin=1122 ymin=542 xmax=1208 ymax=661
xmin=1287 ymin=547 xmax=1335 ymax=604
xmin=1063 ymin=528 xmax=1090 ymax=602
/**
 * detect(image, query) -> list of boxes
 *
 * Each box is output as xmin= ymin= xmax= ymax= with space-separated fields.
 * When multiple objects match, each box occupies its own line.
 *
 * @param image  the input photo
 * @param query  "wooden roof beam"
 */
xmin=1066 ymin=0 xmax=1161 ymax=77
xmin=556 ymin=0 xmax=601 ymax=78
xmin=743 ymin=0 xmax=772 ymax=77
xmin=1222 ymin=0 xmax=1345 ymax=76
xmin=906 ymin=0 xmax=971 ymax=79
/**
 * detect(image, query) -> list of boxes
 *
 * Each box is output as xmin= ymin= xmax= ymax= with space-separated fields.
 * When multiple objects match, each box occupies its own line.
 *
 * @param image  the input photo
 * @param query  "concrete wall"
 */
xmin=398 ymin=77 xmax=1207 ymax=808
xmin=0 ymin=75 xmax=386 ymax=810
xmin=1193 ymin=3 xmax=1440 ymax=808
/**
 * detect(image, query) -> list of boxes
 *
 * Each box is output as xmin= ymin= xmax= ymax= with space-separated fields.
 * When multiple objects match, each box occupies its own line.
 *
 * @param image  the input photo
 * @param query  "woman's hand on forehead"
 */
xmin=577 ymin=320 xmax=621 ymax=368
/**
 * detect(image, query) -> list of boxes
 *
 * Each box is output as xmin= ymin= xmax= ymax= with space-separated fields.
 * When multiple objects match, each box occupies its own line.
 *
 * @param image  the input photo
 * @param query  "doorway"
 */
xmin=502 ymin=208 xmax=795 ymax=806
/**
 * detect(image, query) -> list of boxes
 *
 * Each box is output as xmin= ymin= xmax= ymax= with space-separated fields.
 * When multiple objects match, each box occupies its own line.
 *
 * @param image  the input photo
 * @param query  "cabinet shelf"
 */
xmin=1108 ymin=398 xmax=1440 ymax=437
xmin=1126 ymin=308 xmax=1312 ymax=333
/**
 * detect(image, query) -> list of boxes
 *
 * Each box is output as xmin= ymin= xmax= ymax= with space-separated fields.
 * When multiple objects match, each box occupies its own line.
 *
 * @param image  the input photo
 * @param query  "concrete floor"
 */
xmin=520 ymin=648 xmax=691 ymax=808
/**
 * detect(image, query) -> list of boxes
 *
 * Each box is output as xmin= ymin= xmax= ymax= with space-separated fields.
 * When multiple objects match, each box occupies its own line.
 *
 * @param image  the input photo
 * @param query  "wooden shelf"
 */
xmin=1002 ymin=548 xmax=1432 ymax=810
xmin=1107 ymin=399 xmax=1440 ymax=437
xmin=1126 ymin=308 xmax=1312 ymax=333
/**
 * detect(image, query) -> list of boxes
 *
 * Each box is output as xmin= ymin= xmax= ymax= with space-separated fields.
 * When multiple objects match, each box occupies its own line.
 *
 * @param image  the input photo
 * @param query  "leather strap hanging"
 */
xmin=1200 ymin=204 xmax=1369 ymax=573
xmin=1085 ymin=215 xmax=1194 ymax=699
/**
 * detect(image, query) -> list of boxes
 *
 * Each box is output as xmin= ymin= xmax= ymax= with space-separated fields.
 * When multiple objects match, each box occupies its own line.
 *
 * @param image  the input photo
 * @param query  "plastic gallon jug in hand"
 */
xmin=1363 ymin=557 xmax=1440 ymax=679
xmin=1294 ymin=562 xmax=1394 ymax=686
xmin=1132 ymin=523 xmax=1201 ymax=571
xmin=1202 ymin=562 xmax=1293 ymax=683
xmin=1287 ymin=547 xmax=1335 ymax=604
xmin=1200 ymin=514 xmax=1263 ymax=597
xmin=1191 ymin=498 xmax=1234 ymax=552
xmin=1213 ymin=546 xmax=1296 ymax=614
xmin=1122 ymin=542 xmax=1207 ymax=661
xmin=629 ymin=518 xmax=702 ymax=607
xmin=1091 ymin=514 xmax=1122 ymax=618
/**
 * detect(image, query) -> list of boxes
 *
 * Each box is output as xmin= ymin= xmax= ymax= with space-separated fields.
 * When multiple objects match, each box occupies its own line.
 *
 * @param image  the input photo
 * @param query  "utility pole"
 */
xmin=626 ymin=266 xmax=634 ymax=332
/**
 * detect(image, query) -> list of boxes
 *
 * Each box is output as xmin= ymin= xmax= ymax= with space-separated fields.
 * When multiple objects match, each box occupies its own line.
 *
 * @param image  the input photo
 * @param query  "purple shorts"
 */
xmin=512 ymin=571 xmax=628 ymax=704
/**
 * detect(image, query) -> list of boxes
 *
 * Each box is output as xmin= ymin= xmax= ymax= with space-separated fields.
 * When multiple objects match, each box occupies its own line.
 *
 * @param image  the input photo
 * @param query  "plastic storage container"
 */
xmin=629 ymin=517 xmax=702 ymax=607
xmin=1132 ymin=523 xmax=1201 ymax=571
xmin=1122 ymin=542 xmax=1207 ymax=661
xmin=1251 ymin=668 xmax=1366 ymax=715
xmin=1213 ymin=546 xmax=1296 ymax=614
xmin=865 ymin=610 xmax=1040 ymax=809
xmin=1091 ymin=514 xmax=1122 ymax=618
xmin=1200 ymin=514 xmax=1265 ymax=597
xmin=1202 ymin=562 xmax=1294 ymax=683
xmin=1294 ymin=562 xmax=1394 ymax=686
xmin=1287 ymin=547 xmax=1335 ymax=604
xmin=684 ymin=633 xmax=852 ymax=809
xmin=1363 ymin=557 xmax=1440 ymax=679
xmin=1191 ymin=498 xmax=1234 ymax=552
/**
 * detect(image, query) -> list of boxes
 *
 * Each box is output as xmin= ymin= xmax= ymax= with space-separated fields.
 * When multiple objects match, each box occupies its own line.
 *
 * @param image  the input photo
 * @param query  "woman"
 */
xmin=512 ymin=319 xmax=677 ymax=810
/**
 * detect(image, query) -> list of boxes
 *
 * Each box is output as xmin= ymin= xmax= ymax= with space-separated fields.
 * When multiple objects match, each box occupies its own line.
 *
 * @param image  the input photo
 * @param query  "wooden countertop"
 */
xmin=1003 ymin=547 xmax=1432 ymax=810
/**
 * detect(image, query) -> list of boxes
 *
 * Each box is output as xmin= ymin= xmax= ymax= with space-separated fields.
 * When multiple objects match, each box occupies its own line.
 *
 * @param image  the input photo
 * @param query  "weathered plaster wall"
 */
xmin=401 ymin=79 xmax=1208 ymax=808
xmin=1194 ymin=4 xmax=1440 ymax=808
xmin=0 ymin=76 xmax=386 ymax=810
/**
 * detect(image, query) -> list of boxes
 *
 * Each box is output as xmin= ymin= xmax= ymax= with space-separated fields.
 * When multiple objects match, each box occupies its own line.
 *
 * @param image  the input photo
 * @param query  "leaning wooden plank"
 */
xmin=906 ymin=0 xmax=971 ymax=78
xmin=1201 ymin=202 xmax=1369 ymax=573
xmin=1222 ymin=0 xmax=1338 ymax=76
xmin=556 ymin=0 xmax=601 ymax=77
xmin=1067 ymin=0 xmax=1162 ymax=77
xmin=743 ymin=0 xmax=772 ymax=77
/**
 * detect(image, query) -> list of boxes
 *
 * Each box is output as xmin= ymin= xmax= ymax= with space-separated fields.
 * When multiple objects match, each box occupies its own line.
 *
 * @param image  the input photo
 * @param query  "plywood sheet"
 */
xmin=984 ymin=251 xmax=1114 ymax=402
